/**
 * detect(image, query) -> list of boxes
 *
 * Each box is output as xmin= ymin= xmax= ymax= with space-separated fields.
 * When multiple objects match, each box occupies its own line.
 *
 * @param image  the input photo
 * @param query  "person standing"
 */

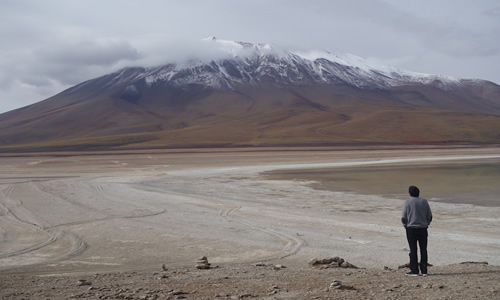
xmin=401 ymin=185 xmax=433 ymax=276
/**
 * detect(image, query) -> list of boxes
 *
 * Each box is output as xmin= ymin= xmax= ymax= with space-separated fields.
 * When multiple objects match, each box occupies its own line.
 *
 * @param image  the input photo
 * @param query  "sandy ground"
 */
xmin=1 ymin=146 xmax=500 ymax=299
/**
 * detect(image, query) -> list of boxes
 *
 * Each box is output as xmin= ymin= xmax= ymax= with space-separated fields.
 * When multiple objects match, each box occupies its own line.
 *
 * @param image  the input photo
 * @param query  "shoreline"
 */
xmin=1 ymin=147 xmax=499 ymax=278
xmin=263 ymin=155 xmax=500 ymax=207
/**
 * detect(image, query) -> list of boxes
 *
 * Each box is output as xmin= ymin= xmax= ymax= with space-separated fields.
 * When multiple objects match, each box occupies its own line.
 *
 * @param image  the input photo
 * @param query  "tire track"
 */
xmin=0 ymin=184 xmax=87 ymax=269
xmin=1 ymin=177 xmax=169 ymax=271
xmin=136 ymin=177 xmax=306 ymax=262
xmin=52 ymin=208 xmax=166 ymax=228
xmin=219 ymin=205 xmax=304 ymax=260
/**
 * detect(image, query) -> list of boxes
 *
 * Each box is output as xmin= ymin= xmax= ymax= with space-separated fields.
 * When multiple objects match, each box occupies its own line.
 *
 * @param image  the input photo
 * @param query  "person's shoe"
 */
xmin=405 ymin=272 xmax=419 ymax=276
xmin=422 ymin=273 xmax=428 ymax=277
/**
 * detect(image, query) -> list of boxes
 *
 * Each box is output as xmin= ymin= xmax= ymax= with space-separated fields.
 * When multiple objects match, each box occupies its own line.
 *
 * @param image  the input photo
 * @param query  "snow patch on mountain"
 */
xmin=105 ymin=37 xmax=465 ymax=91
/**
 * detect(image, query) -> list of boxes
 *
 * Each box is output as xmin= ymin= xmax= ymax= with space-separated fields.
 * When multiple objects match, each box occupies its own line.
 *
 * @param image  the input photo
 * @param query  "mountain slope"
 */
xmin=1 ymin=38 xmax=500 ymax=151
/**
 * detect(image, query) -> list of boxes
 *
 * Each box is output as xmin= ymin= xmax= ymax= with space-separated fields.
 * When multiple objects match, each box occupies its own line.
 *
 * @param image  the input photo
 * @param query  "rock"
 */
xmin=310 ymin=257 xmax=358 ymax=269
xmin=169 ymin=290 xmax=187 ymax=295
xmin=309 ymin=257 xmax=341 ymax=266
xmin=77 ymin=279 xmax=92 ymax=286
xmin=239 ymin=293 xmax=254 ymax=298
xmin=337 ymin=258 xmax=345 ymax=266
xmin=329 ymin=279 xmax=356 ymax=290
xmin=340 ymin=261 xmax=358 ymax=269
xmin=460 ymin=261 xmax=488 ymax=265
xmin=196 ymin=256 xmax=211 ymax=269
xmin=162 ymin=264 xmax=168 ymax=271
xmin=398 ymin=263 xmax=410 ymax=269
xmin=329 ymin=280 xmax=356 ymax=291
xmin=330 ymin=280 xmax=342 ymax=289
xmin=196 ymin=264 xmax=211 ymax=269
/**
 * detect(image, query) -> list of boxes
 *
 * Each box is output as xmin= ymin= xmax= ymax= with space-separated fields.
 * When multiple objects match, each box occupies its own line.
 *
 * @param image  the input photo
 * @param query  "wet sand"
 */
xmin=1 ymin=146 xmax=500 ymax=275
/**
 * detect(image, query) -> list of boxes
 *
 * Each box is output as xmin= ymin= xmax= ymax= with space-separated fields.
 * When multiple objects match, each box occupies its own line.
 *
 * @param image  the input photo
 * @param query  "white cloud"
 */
xmin=0 ymin=0 xmax=499 ymax=113
xmin=36 ymin=39 xmax=141 ymax=67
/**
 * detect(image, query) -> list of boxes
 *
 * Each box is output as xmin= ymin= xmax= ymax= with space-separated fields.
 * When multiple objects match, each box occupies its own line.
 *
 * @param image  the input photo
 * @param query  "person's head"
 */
xmin=409 ymin=185 xmax=420 ymax=197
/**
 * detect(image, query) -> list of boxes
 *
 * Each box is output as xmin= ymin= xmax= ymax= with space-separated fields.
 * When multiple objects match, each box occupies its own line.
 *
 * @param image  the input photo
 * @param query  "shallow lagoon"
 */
xmin=265 ymin=158 xmax=500 ymax=207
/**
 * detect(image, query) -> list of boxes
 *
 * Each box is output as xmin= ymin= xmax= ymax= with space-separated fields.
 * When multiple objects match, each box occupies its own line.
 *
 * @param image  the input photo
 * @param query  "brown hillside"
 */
xmin=1 ymin=81 xmax=500 ymax=151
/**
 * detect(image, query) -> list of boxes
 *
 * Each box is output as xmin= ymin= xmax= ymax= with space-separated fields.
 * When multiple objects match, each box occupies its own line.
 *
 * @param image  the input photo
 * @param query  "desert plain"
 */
xmin=1 ymin=146 xmax=500 ymax=299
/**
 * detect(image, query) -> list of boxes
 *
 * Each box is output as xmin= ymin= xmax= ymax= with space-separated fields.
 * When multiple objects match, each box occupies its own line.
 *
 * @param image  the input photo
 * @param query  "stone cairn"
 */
xmin=329 ymin=279 xmax=356 ymax=291
xmin=195 ymin=256 xmax=211 ymax=269
xmin=309 ymin=256 xmax=359 ymax=269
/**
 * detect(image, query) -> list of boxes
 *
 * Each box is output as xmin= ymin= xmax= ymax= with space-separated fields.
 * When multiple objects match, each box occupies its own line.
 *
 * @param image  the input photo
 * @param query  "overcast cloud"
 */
xmin=1 ymin=0 xmax=499 ymax=113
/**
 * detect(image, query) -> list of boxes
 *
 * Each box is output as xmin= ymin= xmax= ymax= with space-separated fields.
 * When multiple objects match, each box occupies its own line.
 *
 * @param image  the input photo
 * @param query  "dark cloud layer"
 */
xmin=1 ymin=0 xmax=499 ymax=113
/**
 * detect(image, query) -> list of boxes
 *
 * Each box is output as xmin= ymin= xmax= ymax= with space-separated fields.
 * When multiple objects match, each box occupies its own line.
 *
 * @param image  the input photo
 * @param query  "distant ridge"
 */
xmin=1 ymin=38 xmax=500 ymax=151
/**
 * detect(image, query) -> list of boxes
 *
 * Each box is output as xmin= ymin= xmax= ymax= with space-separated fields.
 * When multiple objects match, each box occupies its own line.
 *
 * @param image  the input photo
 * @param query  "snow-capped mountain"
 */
xmin=92 ymin=37 xmax=465 ymax=94
xmin=1 ymin=38 xmax=500 ymax=151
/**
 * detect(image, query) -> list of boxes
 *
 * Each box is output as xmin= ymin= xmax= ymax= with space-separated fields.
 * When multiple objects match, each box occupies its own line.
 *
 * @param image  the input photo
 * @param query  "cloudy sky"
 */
xmin=1 ymin=0 xmax=499 ymax=113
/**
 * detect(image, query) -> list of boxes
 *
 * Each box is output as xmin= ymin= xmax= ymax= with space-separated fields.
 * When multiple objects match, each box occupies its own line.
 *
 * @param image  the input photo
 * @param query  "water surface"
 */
xmin=265 ymin=158 xmax=500 ymax=207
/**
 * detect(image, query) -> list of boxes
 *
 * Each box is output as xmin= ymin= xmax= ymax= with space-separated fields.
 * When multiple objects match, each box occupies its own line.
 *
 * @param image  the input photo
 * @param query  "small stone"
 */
xmin=239 ymin=293 xmax=253 ymax=298
xmin=340 ymin=261 xmax=359 ymax=269
xmin=329 ymin=280 xmax=356 ymax=290
xmin=330 ymin=280 xmax=342 ymax=288
xmin=169 ymin=290 xmax=187 ymax=295
xmin=77 ymin=279 xmax=92 ymax=286
xmin=337 ymin=258 xmax=345 ymax=266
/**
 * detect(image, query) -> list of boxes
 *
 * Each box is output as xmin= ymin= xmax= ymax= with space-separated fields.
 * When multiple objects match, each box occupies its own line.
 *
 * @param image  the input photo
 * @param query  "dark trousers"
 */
xmin=406 ymin=227 xmax=428 ymax=274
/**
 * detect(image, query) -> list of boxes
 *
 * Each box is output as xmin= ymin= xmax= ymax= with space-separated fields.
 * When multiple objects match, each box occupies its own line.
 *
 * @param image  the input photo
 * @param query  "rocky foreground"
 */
xmin=1 ymin=259 xmax=499 ymax=300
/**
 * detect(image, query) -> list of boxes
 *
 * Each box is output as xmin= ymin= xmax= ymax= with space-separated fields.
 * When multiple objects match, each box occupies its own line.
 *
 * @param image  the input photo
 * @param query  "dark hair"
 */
xmin=409 ymin=186 xmax=420 ymax=197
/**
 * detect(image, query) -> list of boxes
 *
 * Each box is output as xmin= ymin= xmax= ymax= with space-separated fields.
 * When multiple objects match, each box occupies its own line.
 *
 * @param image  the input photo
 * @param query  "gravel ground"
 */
xmin=1 ymin=261 xmax=499 ymax=299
